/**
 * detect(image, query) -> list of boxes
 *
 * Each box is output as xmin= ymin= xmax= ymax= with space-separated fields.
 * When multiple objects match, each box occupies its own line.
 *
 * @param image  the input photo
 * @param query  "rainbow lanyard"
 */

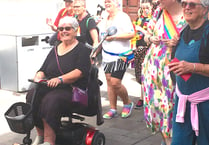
xmin=103 ymin=49 xmax=134 ymax=63
xmin=163 ymin=10 xmax=179 ymax=39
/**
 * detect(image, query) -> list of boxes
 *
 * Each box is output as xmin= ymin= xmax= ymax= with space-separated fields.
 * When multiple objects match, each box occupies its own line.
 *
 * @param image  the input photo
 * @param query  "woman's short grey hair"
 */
xmin=200 ymin=0 xmax=209 ymax=7
xmin=58 ymin=16 xmax=79 ymax=31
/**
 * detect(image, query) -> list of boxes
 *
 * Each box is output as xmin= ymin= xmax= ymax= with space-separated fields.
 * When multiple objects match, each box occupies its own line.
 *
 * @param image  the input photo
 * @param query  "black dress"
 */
xmin=26 ymin=42 xmax=91 ymax=132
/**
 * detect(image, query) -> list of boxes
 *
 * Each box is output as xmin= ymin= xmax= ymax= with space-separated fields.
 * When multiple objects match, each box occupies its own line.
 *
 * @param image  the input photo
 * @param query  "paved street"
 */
xmin=0 ymin=67 xmax=161 ymax=145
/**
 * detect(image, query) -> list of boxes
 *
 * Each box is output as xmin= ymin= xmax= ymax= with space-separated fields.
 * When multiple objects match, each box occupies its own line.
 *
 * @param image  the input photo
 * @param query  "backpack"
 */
xmin=86 ymin=16 xmax=95 ymax=28
xmin=74 ymin=14 xmax=95 ymax=29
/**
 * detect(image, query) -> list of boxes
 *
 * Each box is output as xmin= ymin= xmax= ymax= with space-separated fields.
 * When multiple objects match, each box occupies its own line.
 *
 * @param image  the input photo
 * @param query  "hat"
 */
xmin=64 ymin=0 xmax=73 ymax=2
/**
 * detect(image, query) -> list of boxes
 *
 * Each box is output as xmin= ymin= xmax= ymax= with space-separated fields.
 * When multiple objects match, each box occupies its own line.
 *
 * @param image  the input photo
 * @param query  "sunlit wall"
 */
xmin=0 ymin=0 xmax=122 ymax=35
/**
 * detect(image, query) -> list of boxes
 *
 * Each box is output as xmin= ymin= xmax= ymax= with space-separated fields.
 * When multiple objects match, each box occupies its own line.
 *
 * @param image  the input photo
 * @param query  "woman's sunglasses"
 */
xmin=58 ymin=26 xmax=73 ymax=31
xmin=181 ymin=1 xmax=203 ymax=9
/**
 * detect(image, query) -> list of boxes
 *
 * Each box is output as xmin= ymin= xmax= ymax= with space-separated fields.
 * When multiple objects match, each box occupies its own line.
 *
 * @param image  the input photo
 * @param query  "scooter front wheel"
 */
xmin=91 ymin=131 xmax=105 ymax=145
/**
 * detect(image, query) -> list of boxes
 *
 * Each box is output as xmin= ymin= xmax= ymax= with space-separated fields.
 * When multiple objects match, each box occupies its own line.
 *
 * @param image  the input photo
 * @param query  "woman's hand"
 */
xmin=33 ymin=78 xmax=44 ymax=83
xmin=168 ymin=60 xmax=193 ymax=76
xmin=46 ymin=18 xmax=53 ymax=27
xmin=135 ymin=25 xmax=147 ymax=34
xmin=47 ymin=77 xmax=62 ymax=88
xmin=90 ymin=56 xmax=96 ymax=65
xmin=149 ymin=36 xmax=161 ymax=45
xmin=46 ymin=18 xmax=57 ymax=31
xmin=33 ymin=71 xmax=45 ymax=82
xmin=162 ymin=34 xmax=180 ymax=47
xmin=105 ymin=35 xmax=115 ymax=41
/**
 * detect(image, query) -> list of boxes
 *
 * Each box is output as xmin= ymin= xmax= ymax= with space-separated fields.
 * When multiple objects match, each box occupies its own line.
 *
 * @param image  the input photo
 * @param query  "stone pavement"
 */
xmin=0 ymin=67 xmax=162 ymax=145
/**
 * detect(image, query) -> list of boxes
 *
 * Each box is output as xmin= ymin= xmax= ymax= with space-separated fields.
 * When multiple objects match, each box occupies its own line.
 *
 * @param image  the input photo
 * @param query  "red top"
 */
xmin=54 ymin=8 xmax=74 ymax=40
xmin=54 ymin=8 xmax=74 ymax=27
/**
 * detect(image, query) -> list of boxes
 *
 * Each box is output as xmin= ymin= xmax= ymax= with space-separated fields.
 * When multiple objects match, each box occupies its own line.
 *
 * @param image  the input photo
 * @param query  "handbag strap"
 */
xmin=54 ymin=46 xmax=64 ymax=75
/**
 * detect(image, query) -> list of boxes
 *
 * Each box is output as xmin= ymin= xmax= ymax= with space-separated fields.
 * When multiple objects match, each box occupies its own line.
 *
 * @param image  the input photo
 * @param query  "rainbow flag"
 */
xmin=119 ymin=50 xmax=134 ymax=63
xmin=163 ymin=10 xmax=179 ymax=39
xmin=103 ymin=49 xmax=134 ymax=63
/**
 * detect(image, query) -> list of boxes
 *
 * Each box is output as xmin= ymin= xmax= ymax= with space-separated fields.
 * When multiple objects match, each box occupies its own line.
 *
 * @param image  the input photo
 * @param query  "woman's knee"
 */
xmin=26 ymin=88 xmax=36 ymax=103
xmin=41 ymin=93 xmax=63 ymax=111
xmin=110 ymin=78 xmax=122 ymax=90
xmin=41 ymin=90 xmax=72 ymax=114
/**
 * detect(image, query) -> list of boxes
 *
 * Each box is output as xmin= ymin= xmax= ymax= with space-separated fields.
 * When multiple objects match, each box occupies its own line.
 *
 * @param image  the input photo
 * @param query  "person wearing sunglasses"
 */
xmin=27 ymin=16 xmax=91 ymax=145
xmin=46 ymin=0 xmax=74 ymax=46
xmin=168 ymin=0 xmax=209 ymax=145
xmin=141 ymin=0 xmax=187 ymax=144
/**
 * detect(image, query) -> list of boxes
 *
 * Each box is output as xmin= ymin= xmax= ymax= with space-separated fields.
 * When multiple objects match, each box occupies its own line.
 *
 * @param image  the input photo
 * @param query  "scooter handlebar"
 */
xmin=28 ymin=79 xmax=48 ymax=85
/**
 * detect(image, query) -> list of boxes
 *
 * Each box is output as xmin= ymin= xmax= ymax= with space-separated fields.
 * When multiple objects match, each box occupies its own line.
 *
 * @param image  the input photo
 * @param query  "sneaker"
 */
xmin=121 ymin=102 xmax=134 ymax=118
xmin=135 ymin=100 xmax=143 ymax=109
xmin=103 ymin=109 xmax=118 ymax=119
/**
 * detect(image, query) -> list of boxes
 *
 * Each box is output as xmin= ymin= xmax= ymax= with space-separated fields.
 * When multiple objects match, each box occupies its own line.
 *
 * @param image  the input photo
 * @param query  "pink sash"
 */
xmin=176 ymin=84 xmax=209 ymax=136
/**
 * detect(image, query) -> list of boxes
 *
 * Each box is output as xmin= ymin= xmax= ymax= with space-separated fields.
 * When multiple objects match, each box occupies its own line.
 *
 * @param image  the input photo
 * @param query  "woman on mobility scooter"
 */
xmin=26 ymin=16 xmax=91 ymax=145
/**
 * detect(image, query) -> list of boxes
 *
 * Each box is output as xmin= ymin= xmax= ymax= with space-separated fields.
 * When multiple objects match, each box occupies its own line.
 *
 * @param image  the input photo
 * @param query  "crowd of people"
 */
xmin=26 ymin=0 xmax=209 ymax=145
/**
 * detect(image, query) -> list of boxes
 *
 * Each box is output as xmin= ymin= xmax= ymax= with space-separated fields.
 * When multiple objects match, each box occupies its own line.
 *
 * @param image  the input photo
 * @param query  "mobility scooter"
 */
xmin=5 ymin=65 xmax=105 ymax=145
xmin=4 ymin=26 xmax=117 ymax=145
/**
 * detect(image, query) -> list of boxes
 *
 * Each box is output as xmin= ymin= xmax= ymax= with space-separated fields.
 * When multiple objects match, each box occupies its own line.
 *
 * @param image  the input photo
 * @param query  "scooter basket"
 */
xmin=4 ymin=102 xmax=34 ymax=134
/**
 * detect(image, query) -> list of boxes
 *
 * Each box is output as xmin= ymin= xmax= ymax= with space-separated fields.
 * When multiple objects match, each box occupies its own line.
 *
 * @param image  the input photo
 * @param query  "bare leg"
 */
xmin=140 ymin=86 xmax=143 ymax=101
xmin=43 ymin=119 xmax=56 ymax=145
xmin=104 ymin=73 xmax=133 ymax=119
xmin=161 ymin=132 xmax=172 ymax=145
xmin=105 ymin=73 xmax=117 ymax=109
xmin=31 ymin=127 xmax=44 ymax=145
xmin=165 ymin=137 xmax=172 ymax=145
xmin=110 ymin=77 xmax=131 ymax=105
xmin=36 ymin=127 xmax=44 ymax=136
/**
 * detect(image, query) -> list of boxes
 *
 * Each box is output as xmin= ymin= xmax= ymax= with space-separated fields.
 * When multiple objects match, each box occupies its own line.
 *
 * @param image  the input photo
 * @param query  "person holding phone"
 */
xmin=168 ymin=0 xmax=209 ymax=144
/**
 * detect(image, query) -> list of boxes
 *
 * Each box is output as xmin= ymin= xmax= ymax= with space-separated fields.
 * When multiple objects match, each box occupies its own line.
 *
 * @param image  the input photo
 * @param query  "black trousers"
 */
xmin=26 ymin=85 xmax=73 ymax=132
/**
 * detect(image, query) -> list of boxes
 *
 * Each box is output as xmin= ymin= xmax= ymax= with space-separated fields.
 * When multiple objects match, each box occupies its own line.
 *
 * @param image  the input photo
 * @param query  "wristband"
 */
xmin=58 ymin=76 xmax=63 ymax=84
xmin=193 ymin=63 xmax=196 ymax=73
